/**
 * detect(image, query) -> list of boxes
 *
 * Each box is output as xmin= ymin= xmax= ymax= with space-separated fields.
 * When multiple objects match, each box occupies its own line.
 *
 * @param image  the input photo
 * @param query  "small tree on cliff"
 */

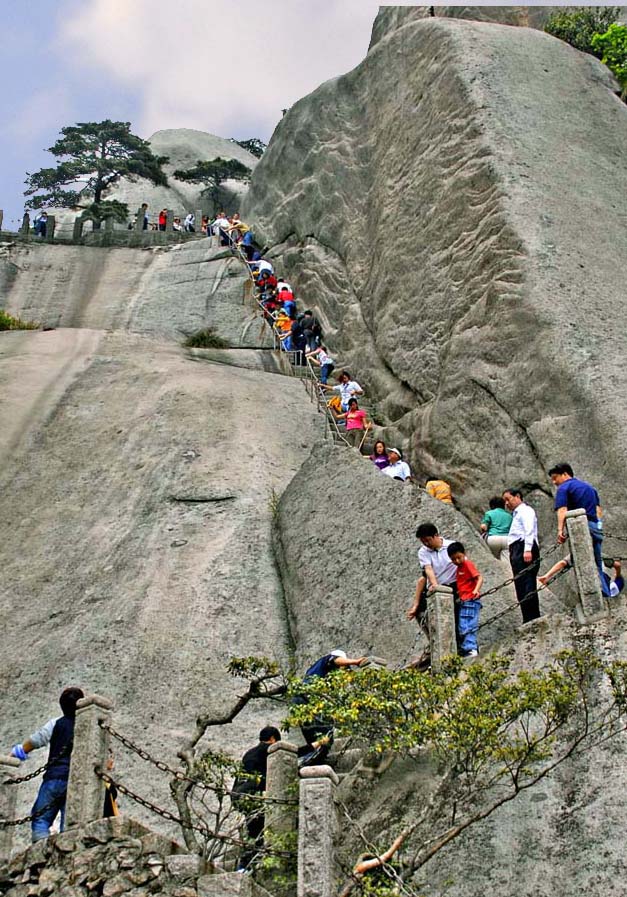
xmin=173 ymin=157 xmax=251 ymax=212
xmin=592 ymin=23 xmax=627 ymax=98
xmin=172 ymin=651 xmax=627 ymax=894
xmin=230 ymin=137 xmax=267 ymax=159
xmin=544 ymin=6 xmax=622 ymax=57
xmin=24 ymin=120 xmax=169 ymax=224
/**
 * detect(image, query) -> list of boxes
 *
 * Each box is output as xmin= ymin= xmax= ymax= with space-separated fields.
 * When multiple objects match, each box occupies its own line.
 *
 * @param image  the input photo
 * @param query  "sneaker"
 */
xmin=466 ymin=649 xmax=479 ymax=657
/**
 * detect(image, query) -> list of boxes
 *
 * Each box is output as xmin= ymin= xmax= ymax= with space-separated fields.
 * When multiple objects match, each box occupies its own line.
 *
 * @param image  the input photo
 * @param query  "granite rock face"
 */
xmin=275 ymin=444 xmax=565 ymax=669
xmin=369 ymin=5 xmax=569 ymax=49
xmin=243 ymin=16 xmax=627 ymax=529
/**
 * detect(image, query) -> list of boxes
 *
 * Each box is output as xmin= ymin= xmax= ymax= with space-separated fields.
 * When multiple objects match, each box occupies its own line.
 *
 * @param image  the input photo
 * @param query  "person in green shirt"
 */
xmin=480 ymin=497 xmax=513 ymax=562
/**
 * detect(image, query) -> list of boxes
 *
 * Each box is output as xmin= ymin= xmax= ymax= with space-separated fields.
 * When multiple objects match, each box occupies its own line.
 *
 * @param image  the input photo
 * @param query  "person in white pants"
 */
xmin=480 ymin=496 xmax=512 ymax=562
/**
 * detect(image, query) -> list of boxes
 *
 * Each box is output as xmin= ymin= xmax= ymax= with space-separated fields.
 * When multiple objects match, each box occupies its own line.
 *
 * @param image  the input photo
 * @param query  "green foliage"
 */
xmin=544 ymin=6 xmax=621 ymax=57
xmin=592 ymin=23 xmax=627 ymax=95
xmin=0 ymin=310 xmax=39 ymax=331
xmin=258 ymin=830 xmax=298 ymax=894
xmin=230 ymin=138 xmax=267 ymax=159
xmin=193 ymin=748 xmax=243 ymax=794
xmin=84 ymin=199 xmax=129 ymax=223
xmin=173 ymin=157 xmax=251 ymax=209
xmin=24 ymin=120 xmax=168 ymax=213
xmin=183 ymin=328 xmax=230 ymax=349
xmin=228 ymin=656 xmax=281 ymax=681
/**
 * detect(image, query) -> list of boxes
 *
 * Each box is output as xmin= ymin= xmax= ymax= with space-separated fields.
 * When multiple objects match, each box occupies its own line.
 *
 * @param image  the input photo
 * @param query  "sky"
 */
xmin=0 ymin=1 xmax=594 ymax=227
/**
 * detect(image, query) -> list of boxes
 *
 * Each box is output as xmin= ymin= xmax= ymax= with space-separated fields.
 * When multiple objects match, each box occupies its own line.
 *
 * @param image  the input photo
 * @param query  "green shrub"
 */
xmin=183 ymin=328 xmax=229 ymax=349
xmin=0 ymin=310 xmax=39 ymax=331
xmin=544 ymin=6 xmax=621 ymax=57
xmin=592 ymin=23 xmax=627 ymax=97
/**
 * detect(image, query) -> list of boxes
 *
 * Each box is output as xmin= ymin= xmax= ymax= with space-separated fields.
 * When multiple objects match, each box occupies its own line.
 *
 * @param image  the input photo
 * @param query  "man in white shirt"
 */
xmin=407 ymin=522 xmax=460 ymax=657
xmin=503 ymin=488 xmax=541 ymax=623
xmin=255 ymin=259 xmax=274 ymax=276
xmin=322 ymin=370 xmax=363 ymax=411
xmin=212 ymin=213 xmax=230 ymax=245
xmin=382 ymin=448 xmax=412 ymax=482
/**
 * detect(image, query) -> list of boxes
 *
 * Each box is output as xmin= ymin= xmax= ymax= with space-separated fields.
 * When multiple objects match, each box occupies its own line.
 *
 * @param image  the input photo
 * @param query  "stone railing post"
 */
xmin=45 ymin=215 xmax=56 ymax=243
xmin=134 ymin=207 xmax=146 ymax=232
xmin=265 ymin=741 xmax=299 ymax=839
xmin=0 ymin=756 xmax=20 ymax=862
xmin=194 ymin=209 xmax=203 ymax=235
xmin=427 ymin=585 xmax=457 ymax=670
xmin=20 ymin=212 xmax=30 ymax=236
xmin=165 ymin=209 xmax=174 ymax=234
xmin=298 ymin=765 xmax=338 ymax=897
xmin=65 ymin=695 xmax=114 ymax=830
xmin=0 ymin=210 xmax=4 ymax=233
xmin=566 ymin=508 xmax=606 ymax=621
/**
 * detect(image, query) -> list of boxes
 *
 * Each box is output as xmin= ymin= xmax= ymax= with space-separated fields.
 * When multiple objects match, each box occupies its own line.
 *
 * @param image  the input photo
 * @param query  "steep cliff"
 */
xmin=243 ymin=15 xmax=627 ymax=527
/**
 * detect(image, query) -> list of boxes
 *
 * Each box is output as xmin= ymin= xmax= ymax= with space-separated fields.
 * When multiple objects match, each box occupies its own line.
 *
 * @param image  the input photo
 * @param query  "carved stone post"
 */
xmin=0 ymin=756 xmax=20 ymax=862
xmin=566 ymin=509 xmax=606 ymax=621
xmin=427 ymin=585 xmax=457 ymax=670
xmin=298 ymin=765 xmax=338 ymax=897
xmin=165 ymin=209 xmax=174 ymax=234
xmin=20 ymin=212 xmax=30 ymax=236
xmin=0 ymin=210 xmax=4 ymax=232
xmin=265 ymin=741 xmax=299 ymax=839
xmin=45 ymin=215 xmax=56 ymax=243
xmin=195 ymin=209 xmax=203 ymax=235
xmin=65 ymin=695 xmax=114 ymax=830
xmin=135 ymin=207 xmax=146 ymax=232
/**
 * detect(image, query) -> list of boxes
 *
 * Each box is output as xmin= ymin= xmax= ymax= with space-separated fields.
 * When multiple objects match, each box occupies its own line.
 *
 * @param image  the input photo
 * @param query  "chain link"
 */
xmin=5 ymin=743 xmax=71 ymax=786
xmin=99 ymin=721 xmax=297 ymax=806
xmin=477 ymin=561 xmax=573 ymax=632
xmin=476 ymin=541 xmax=562 ymax=601
xmin=94 ymin=768 xmax=296 ymax=858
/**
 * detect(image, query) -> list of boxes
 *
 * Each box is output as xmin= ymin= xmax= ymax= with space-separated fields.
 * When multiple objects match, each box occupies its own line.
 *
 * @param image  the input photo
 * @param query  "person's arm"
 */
xmin=407 ymin=575 xmax=426 ymax=619
xmin=11 ymin=718 xmax=56 ymax=760
xmin=472 ymin=573 xmax=483 ymax=597
xmin=556 ymin=506 xmax=568 ymax=544
xmin=597 ymin=505 xmax=603 ymax=520
xmin=335 ymin=412 xmax=347 ymax=420
xmin=334 ymin=656 xmax=367 ymax=667
xmin=423 ymin=563 xmax=439 ymax=592
xmin=538 ymin=558 xmax=569 ymax=586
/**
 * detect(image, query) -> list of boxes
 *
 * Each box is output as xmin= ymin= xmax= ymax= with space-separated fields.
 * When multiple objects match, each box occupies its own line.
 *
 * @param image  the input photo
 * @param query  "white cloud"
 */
xmin=58 ymin=0 xmax=391 ymax=141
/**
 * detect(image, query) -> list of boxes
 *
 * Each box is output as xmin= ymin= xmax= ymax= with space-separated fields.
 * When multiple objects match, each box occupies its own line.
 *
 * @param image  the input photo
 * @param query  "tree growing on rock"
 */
xmin=230 ymin=137 xmax=267 ymax=159
xmin=287 ymin=650 xmax=627 ymax=896
xmin=173 ymin=157 xmax=252 ymax=211
xmin=544 ymin=6 xmax=622 ymax=57
xmin=24 ymin=120 xmax=169 ymax=225
xmin=592 ymin=23 xmax=627 ymax=98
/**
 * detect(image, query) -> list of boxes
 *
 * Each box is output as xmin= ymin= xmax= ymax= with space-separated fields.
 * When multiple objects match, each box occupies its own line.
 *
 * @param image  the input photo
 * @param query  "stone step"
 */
xmin=197 ymin=871 xmax=274 ymax=897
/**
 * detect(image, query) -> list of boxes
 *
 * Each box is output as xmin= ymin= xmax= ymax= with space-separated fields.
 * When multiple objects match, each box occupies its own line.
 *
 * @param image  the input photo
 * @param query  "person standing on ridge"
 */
xmin=9 ymin=686 xmax=85 ymax=842
xmin=548 ymin=463 xmax=610 ymax=597
xmin=503 ymin=488 xmax=541 ymax=623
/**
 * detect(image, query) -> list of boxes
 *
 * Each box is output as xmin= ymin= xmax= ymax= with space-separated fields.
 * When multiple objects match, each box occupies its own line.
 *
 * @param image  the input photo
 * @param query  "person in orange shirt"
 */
xmin=447 ymin=542 xmax=483 ymax=657
xmin=425 ymin=477 xmax=454 ymax=505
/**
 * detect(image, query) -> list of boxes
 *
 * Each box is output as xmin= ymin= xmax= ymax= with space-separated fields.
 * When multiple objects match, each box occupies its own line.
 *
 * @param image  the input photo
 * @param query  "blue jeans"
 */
xmin=458 ymin=600 xmax=482 ymax=654
xmin=320 ymin=363 xmax=334 ymax=385
xmin=31 ymin=778 xmax=68 ymax=842
xmin=589 ymin=521 xmax=610 ymax=597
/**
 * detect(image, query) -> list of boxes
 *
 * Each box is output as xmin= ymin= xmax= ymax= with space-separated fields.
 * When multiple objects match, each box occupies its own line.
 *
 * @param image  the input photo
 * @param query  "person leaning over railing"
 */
xmin=306 ymin=344 xmax=336 ymax=384
xmin=8 ymin=686 xmax=85 ymax=842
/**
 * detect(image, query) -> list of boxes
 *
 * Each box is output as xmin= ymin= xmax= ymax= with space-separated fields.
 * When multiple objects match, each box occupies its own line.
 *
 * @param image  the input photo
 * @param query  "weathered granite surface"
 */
xmin=243 ymin=15 xmax=627 ymax=529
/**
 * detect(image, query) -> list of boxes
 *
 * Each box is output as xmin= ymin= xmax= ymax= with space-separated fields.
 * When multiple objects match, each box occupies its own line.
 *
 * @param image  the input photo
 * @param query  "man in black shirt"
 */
xmin=232 ymin=726 xmax=281 ymax=871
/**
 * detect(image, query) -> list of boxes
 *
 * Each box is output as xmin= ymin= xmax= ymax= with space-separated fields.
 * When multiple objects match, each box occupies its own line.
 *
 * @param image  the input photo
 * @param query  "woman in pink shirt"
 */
xmin=336 ymin=397 xmax=371 ymax=451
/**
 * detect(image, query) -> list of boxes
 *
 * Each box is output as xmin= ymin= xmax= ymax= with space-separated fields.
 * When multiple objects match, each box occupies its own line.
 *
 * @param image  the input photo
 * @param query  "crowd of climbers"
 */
xmin=7 ymin=230 xmax=623 ymax=871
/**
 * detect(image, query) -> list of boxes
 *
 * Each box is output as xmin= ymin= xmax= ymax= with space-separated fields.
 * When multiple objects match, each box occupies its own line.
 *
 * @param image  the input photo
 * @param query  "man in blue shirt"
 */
xmin=548 ymin=463 xmax=609 ymax=597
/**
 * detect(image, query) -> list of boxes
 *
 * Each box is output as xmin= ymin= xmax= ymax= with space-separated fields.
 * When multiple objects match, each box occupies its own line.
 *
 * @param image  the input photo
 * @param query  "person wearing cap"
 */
xmin=292 ymin=651 xmax=366 ymax=759
xmin=9 ymin=686 xmax=85 ymax=841
xmin=382 ymin=449 xmax=412 ymax=482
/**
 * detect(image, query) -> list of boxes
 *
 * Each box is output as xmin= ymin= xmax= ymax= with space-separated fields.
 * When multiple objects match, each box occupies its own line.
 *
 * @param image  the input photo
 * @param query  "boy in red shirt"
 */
xmin=447 ymin=541 xmax=483 ymax=657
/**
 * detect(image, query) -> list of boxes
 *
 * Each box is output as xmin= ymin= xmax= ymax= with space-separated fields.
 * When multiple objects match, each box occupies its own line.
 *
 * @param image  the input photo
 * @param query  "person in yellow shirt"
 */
xmin=425 ymin=477 xmax=454 ymax=505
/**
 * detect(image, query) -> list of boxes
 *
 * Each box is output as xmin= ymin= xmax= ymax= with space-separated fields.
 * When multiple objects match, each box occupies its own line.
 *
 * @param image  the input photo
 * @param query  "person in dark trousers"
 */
xmin=9 ymin=686 xmax=85 ymax=842
xmin=503 ymin=488 xmax=541 ymax=623
xmin=548 ymin=463 xmax=610 ymax=597
xmin=292 ymin=650 xmax=366 ymax=761
xmin=232 ymin=726 xmax=281 ymax=871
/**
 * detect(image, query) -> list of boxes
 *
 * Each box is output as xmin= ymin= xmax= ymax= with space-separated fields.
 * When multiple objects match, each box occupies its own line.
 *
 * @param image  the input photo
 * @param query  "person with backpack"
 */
xmin=9 ymin=686 xmax=85 ymax=842
xmin=301 ymin=310 xmax=322 ymax=352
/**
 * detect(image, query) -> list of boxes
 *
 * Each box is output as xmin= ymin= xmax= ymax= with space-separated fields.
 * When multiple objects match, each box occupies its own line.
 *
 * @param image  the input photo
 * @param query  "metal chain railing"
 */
xmin=4 ymin=743 xmax=71 ymax=786
xmin=98 ymin=721 xmax=297 ymax=806
xmin=94 ymin=769 xmax=295 ymax=858
xmin=477 ymin=560 xmax=573 ymax=632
